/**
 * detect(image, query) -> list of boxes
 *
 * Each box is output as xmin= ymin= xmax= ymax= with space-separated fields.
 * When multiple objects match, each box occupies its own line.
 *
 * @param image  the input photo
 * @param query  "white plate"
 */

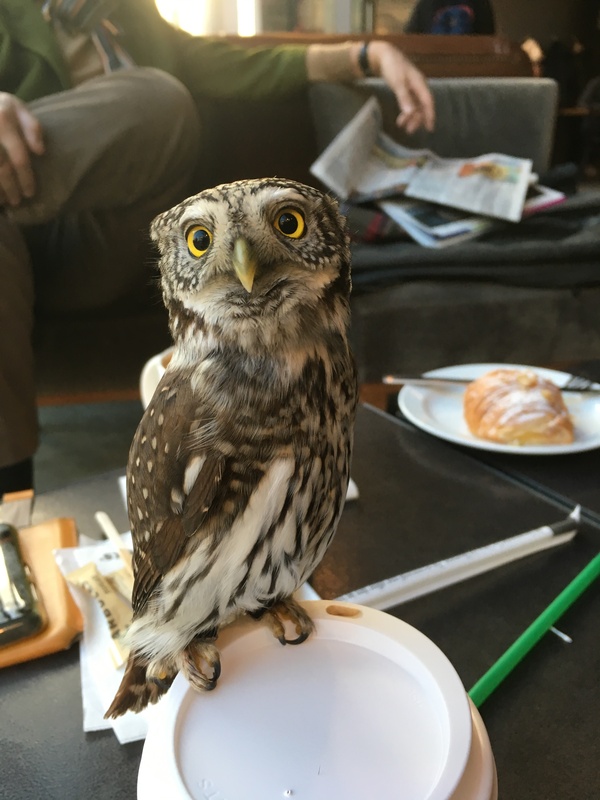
xmin=399 ymin=363 xmax=600 ymax=455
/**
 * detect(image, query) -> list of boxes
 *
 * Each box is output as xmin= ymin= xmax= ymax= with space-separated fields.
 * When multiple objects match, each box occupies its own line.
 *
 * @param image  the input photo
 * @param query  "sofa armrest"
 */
xmin=310 ymin=77 xmax=559 ymax=175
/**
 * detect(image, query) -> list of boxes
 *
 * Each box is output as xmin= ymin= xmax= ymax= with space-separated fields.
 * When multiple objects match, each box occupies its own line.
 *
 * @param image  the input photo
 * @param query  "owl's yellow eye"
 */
xmin=186 ymin=226 xmax=212 ymax=257
xmin=274 ymin=208 xmax=305 ymax=239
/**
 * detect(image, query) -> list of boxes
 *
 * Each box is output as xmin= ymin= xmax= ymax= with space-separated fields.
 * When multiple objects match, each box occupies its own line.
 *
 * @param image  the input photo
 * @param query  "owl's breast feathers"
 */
xmin=127 ymin=345 xmax=357 ymax=618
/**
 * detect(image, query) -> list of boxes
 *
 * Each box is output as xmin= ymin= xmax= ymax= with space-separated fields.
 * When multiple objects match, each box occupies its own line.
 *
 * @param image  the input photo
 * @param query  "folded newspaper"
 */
xmin=379 ymin=183 xmax=566 ymax=248
xmin=310 ymin=96 xmax=546 ymax=225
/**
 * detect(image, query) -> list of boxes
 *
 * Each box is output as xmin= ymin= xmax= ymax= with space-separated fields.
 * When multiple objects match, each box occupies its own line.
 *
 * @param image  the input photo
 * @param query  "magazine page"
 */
xmin=379 ymin=199 xmax=490 ymax=238
xmin=405 ymin=152 xmax=533 ymax=222
xmin=521 ymin=183 xmax=566 ymax=216
xmin=379 ymin=199 xmax=494 ymax=248
xmin=310 ymin=96 xmax=431 ymax=201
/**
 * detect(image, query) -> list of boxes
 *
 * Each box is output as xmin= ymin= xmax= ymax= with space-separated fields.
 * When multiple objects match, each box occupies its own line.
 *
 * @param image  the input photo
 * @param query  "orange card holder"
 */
xmin=0 ymin=517 xmax=83 ymax=668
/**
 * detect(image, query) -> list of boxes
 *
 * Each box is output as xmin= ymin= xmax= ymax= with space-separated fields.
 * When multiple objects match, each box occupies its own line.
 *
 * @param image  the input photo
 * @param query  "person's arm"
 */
xmin=133 ymin=5 xmax=434 ymax=135
xmin=307 ymin=40 xmax=435 ymax=133
xmin=0 ymin=93 xmax=44 ymax=207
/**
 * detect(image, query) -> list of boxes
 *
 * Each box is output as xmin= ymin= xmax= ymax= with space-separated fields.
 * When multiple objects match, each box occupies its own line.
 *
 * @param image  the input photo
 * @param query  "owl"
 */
xmin=105 ymin=178 xmax=358 ymax=718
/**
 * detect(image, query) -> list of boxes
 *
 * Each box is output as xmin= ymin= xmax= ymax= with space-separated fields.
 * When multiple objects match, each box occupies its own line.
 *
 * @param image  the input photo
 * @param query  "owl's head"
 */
xmin=150 ymin=178 xmax=351 ymax=348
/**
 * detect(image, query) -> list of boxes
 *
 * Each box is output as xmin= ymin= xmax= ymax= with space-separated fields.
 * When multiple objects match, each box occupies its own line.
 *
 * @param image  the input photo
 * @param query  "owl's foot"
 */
xmin=261 ymin=597 xmax=315 ymax=646
xmin=179 ymin=640 xmax=221 ymax=692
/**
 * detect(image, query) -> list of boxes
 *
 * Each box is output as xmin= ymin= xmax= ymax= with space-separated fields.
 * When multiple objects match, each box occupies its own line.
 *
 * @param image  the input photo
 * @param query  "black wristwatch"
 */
xmin=358 ymin=41 xmax=375 ymax=77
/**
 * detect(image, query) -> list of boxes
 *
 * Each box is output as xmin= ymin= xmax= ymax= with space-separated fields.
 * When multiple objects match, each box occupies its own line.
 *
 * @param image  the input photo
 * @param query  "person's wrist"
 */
xmin=308 ymin=42 xmax=365 ymax=83
xmin=360 ymin=40 xmax=395 ymax=80
xmin=358 ymin=41 xmax=375 ymax=77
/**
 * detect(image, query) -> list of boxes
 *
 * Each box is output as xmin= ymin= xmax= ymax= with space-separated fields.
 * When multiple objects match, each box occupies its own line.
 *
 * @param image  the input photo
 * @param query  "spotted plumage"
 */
xmin=105 ymin=178 xmax=357 ymax=718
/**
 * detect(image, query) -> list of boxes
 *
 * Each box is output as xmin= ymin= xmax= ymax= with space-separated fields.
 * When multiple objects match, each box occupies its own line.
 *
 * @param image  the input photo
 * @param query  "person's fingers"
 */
xmin=0 ymin=142 xmax=25 ymax=206
xmin=366 ymin=42 xmax=435 ymax=133
xmin=406 ymin=69 xmax=435 ymax=131
xmin=1 ymin=127 xmax=37 ymax=202
xmin=17 ymin=105 xmax=45 ymax=156
xmin=0 ymin=98 xmax=42 ymax=205
xmin=397 ymin=106 xmax=424 ymax=135
xmin=393 ymin=78 xmax=417 ymax=127
xmin=394 ymin=83 xmax=427 ymax=134
xmin=393 ymin=70 xmax=434 ymax=133
xmin=396 ymin=82 xmax=430 ymax=134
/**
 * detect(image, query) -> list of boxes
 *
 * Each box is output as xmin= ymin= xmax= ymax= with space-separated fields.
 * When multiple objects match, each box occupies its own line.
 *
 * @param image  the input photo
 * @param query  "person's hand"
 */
xmin=0 ymin=93 xmax=44 ymax=207
xmin=365 ymin=41 xmax=435 ymax=134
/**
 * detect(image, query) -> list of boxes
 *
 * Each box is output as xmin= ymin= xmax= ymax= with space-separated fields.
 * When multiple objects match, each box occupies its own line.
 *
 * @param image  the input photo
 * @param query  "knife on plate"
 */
xmin=382 ymin=375 xmax=600 ymax=393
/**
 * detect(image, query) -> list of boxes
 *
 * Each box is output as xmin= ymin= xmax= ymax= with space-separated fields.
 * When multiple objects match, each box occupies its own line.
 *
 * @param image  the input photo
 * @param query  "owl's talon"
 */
xmin=277 ymin=629 xmax=309 ymax=646
xmin=210 ymin=657 xmax=221 ymax=683
xmin=179 ymin=641 xmax=222 ymax=693
xmin=284 ymin=630 xmax=310 ymax=646
xmin=258 ymin=597 xmax=315 ymax=647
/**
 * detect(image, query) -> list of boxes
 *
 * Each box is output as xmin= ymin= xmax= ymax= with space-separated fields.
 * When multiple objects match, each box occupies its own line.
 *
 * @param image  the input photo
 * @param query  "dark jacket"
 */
xmin=404 ymin=0 xmax=496 ymax=35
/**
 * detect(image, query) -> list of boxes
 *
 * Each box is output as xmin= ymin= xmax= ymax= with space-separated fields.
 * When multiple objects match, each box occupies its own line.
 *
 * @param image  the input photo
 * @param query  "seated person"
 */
xmin=405 ymin=0 xmax=496 ymax=35
xmin=0 ymin=0 xmax=435 ymax=496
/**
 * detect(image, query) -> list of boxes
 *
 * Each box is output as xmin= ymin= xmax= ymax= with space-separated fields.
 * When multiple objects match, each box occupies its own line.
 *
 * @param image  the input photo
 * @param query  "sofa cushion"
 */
xmin=349 ymin=279 xmax=600 ymax=381
xmin=350 ymin=192 xmax=600 ymax=291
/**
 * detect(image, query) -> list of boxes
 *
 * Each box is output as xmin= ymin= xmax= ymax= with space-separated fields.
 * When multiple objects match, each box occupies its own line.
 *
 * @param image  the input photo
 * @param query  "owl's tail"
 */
xmin=104 ymin=654 xmax=174 ymax=719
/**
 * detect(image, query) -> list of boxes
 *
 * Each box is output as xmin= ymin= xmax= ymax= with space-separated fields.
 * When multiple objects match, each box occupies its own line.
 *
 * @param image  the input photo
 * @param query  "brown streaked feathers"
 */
xmin=106 ymin=178 xmax=357 ymax=719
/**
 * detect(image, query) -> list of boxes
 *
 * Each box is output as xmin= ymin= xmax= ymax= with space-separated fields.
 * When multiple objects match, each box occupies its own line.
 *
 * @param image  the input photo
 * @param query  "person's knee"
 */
xmin=102 ymin=67 xmax=201 ymax=143
xmin=31 ymin=66 xmax=202 ymax=172
xmin=110 ymin=68 xmax=202 ymax=193
xmin=115 ymin=68 xmax=196 ymax=115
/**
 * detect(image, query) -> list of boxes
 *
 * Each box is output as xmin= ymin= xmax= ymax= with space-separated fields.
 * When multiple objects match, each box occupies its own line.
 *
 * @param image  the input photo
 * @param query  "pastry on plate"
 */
xmin=463 ymin=368 xmax=574 ymax=446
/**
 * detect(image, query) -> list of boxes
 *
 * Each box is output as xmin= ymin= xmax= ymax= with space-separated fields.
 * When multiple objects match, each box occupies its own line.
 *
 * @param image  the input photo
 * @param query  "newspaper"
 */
xmin=404 ymin=151 xmax=532 ymax=223
xmin=310 ymin=96 xmax=534 ymax=223
xmin=310 ymin=96 xmax=432 ymax=203
xmin=379 ymin=184 xmax=566 ymax=248
xmin=379 ymin=199 xmax=494 ymax=248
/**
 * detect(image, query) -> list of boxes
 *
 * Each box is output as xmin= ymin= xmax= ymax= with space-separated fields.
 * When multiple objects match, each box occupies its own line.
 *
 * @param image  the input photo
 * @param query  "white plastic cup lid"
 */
xmin=138 ymin=601 xmax=496 ymax=800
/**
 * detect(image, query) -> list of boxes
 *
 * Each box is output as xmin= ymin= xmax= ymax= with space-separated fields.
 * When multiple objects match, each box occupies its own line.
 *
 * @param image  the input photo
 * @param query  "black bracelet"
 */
xmin=358 ymin=41 xmax=374 ymax=78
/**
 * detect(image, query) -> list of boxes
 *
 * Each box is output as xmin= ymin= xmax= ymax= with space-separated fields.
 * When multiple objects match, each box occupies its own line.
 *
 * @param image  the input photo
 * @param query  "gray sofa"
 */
xmin=35 ymin=76 xmax=600 ymax=396
xmin=309 ymin=77 xmax=600 ymax=382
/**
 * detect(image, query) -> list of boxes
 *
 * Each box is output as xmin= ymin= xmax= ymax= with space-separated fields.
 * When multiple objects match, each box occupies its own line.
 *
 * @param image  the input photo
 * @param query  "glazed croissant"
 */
xmin=463 ymin=369 xmax=574 ymax=446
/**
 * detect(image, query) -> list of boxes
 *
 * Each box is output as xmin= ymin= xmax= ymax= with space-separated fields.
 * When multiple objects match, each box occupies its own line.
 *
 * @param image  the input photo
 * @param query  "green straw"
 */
xmin=469 ymin=551 xmax=600 ymax=707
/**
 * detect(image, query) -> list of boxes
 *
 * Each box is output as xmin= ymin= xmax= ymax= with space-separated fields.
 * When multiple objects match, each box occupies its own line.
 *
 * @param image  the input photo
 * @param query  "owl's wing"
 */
xmin=128 ymin=374 xmax=226 ymax=615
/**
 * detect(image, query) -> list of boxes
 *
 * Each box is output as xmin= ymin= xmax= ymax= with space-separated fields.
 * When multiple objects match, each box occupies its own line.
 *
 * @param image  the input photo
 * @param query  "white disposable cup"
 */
xmin=138 ymin=601 xmax=497 ymax=800
xmin=139 ymin=347 xmax=174 ymax=409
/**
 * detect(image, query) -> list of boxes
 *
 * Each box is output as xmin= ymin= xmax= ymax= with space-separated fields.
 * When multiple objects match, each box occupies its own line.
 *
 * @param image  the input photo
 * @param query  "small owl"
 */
xmin=105 ymin=178 xmax=357 ymax=718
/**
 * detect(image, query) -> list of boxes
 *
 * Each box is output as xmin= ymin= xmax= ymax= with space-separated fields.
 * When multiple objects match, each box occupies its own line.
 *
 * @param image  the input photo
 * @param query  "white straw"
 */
xmin=336 ymin=506 xmax=580 ymax=611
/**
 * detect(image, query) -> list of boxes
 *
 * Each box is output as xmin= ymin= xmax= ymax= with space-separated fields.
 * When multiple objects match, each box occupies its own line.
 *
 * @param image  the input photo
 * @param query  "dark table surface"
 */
xmin=3 ymin=404 xmax=600 ymax=800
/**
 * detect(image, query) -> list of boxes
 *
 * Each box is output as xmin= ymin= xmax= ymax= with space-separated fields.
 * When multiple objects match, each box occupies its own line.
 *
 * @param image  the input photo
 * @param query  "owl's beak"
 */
xmin=232 ymin=237 xmax=257 ymax=294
